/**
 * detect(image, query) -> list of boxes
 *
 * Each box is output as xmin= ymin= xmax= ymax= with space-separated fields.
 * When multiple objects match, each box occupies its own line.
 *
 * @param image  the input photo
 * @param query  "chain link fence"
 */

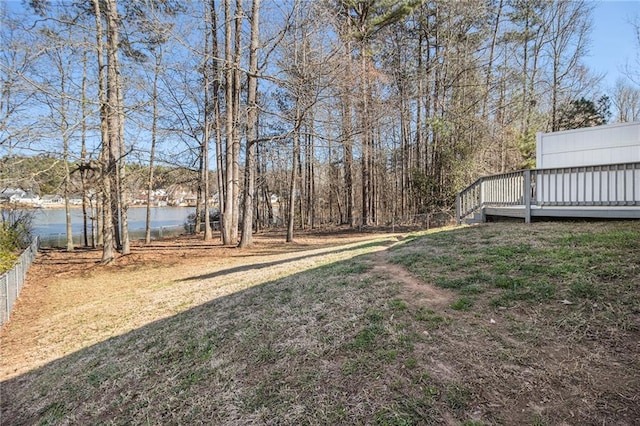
xmin=38 ymin=224 xmax=187 ymax=248
xmin=1 ymin=237 xmax=39 ymax=326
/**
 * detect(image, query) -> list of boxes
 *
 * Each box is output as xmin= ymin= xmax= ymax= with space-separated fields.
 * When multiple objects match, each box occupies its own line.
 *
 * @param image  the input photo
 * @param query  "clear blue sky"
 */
xmin=586 ymin=0 xmax=640 ymax=89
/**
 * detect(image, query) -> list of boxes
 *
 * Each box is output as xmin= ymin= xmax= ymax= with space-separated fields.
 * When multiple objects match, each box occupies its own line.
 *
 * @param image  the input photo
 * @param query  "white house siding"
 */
xmin=535 ymin=122 xmax=640 ymax=205
xmin=536 ymin=121 xmax=640 ymax=169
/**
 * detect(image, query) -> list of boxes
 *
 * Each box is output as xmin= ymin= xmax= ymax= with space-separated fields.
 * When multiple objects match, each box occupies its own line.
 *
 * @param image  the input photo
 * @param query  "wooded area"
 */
xmin=1 ymin=0 xmax=639 ymax=261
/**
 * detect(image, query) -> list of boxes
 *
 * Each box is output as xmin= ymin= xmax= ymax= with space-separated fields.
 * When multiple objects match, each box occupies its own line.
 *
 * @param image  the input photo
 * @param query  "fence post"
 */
xmin=524 ymin=170 xmax=532 ymax=224
xmin=456 ymin=192 xmax=461 ymax=225
xmin=0 ymin=274 xmax=7 ymax=325
xmin=9 ymin=267 xmax=16 ymax=319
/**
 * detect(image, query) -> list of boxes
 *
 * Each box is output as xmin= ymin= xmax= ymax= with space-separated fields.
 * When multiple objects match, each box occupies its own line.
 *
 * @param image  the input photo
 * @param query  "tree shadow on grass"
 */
xmin=177 ymin=239 xmax=391 ymax=282
xmin=0 ymin=248 xmax=395 ymax=425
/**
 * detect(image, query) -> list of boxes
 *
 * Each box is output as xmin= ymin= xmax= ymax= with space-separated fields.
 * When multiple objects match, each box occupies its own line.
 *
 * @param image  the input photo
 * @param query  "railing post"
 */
xmin=524 ymin=169 xmax=532 ymax=223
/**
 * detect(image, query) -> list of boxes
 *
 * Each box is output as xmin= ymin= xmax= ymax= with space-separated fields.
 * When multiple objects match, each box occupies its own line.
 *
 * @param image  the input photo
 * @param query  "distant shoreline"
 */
xmin=2 ymin=204 xmax=197 ymax=210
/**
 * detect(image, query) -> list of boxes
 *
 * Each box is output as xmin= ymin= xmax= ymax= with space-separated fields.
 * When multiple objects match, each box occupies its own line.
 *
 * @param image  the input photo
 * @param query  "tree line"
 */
xmin=1 ymin=0 xmax=638 ymax=261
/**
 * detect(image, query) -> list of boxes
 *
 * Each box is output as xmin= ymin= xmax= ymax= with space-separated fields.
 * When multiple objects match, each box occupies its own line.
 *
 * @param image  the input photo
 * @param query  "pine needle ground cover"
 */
xmin=1 ymin=222 xmax=638 ymax=425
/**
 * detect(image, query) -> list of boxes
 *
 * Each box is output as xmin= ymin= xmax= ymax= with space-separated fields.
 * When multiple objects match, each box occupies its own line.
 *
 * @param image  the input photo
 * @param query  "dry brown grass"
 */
xmin=1 ymin=229 xmax=394 ymax=380
xmin=1 ymin=222 xmax=638 ymax=425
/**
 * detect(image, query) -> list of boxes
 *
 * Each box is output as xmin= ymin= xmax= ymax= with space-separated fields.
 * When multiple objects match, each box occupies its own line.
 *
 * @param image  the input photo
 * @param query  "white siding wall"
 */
xmin=536 ymin=121 xmax=640 ymax=169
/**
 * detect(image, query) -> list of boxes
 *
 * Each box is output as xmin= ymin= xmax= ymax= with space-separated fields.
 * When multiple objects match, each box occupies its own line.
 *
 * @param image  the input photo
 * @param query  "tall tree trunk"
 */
xmin=104 ymin=0 xmax=123 ymax=253
xmin=341 ymin=40 xmax=355 ymax=227
xmin=80 ymin=48 xmax=90 ymax=247
xmin=222 ymin=0 xmax=235 ymax=245
xmin=55 ymin=51 xmax=74 ymax=252
xmin=230 ymin=0 xmax=242 ymax=243
xmin=195 ymin=151 xmax=204 ymax=234
xmin=286 ymin=112 xmax=300 ymax=243
xmin=202 ymin=4 xmax=213 ymax=242
xmin=63 ymin=127 xmax=73 ymax=251
xmin=258 ymin=142 xmax=273 ymax=229
xmin=360 ymin=41 xmax=371 ymax=226
xmin=296 ymin=135 xmax=303 ymax=229
xmin=239 ymin=0 xmax=260 ymax=248
xmin=118 ymin=61 xmax=129 ymax=255
xmin=305 ymin=125 xmax=315 ymax=229
xmin=210 ymin=0 xmax=224 ymax=239
xmin=482 ymin=0 xmax=503 ymax=120
xmin=287 ymin=30 xmax=301 ymax=244
xmin=202 ymin=129 xmax=212 ymax=240
xmin=92 ymin=0 xmax=115 ymax=263
xmin=145 ymin=48 xmax=161 ymax=244
xmin=499 ymin=50 xmax=507 ymax=172
xmin=521 ymin=5 xmax=530 ymax=135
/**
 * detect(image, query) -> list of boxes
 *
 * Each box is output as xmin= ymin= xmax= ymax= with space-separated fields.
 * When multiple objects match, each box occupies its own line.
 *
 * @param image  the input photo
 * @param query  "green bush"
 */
xmin=0 ymin=223 xmax=20 ymax=273
xmin=0 ymin=209 xmax=33 ymax=274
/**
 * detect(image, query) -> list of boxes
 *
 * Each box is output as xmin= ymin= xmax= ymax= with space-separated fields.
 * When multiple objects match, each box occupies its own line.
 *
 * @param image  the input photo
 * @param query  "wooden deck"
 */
xmin=484 ymin=206 xmax=640 ymax=220
xmin=457 ymin=162 xmax=640 ymax=224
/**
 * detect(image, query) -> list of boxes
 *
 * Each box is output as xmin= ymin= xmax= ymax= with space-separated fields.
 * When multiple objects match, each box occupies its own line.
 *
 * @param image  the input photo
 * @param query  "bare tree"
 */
xmin=41 ymin=31 xmax=79 ymax=252
xmin=239 ymin=0 xmax=260 ymax=248
xmin=0 ymin=5 xmax=41 ymax=153
xmin=221 ymin=0 xmax=240 ymax=246
xmin=91 ymin=0 xmax=116 ymax=262
xmin=613 ymin=78 xmax=640 ymax=122
xmin=546 ymin=0 xmax=593 ymax=131
xmin=145 ymin=46 xmax=162 ymax=244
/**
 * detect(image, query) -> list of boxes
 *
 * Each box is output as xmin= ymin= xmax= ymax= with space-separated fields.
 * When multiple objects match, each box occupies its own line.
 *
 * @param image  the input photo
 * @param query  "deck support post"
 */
xmin=524 ymin=170 xmax=532 ymax=223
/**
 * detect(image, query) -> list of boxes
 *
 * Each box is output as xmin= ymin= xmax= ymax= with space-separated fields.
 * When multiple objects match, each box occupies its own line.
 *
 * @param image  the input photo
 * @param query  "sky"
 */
xmin=586 ymin=0 xmax=640 ymax=89
xmin=3 ymin=0 xmax=639 ymax=87
xmin=2 ymin=0 xmax=639 ymax=105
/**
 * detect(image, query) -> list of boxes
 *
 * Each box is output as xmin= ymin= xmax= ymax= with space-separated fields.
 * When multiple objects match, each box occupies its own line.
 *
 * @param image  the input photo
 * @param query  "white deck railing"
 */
xmin=456 ymin=162 xmax=640 ymax=224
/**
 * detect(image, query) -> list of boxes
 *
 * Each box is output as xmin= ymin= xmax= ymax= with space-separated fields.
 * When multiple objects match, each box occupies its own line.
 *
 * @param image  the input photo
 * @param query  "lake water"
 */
xmin=31 ymin=206 xmax=195 ymax=244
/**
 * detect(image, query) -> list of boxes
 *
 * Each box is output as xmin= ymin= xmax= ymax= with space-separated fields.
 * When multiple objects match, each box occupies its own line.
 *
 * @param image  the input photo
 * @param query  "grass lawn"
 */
xmin=1 ymin=221 xmax=638 ymax=425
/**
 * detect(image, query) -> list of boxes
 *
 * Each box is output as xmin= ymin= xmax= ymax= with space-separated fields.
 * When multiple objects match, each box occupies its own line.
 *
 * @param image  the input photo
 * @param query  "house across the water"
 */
xmin=0 ymin=188 xmax=42 ymax=207
xmin=41 ymin=194 xmax=64 ymax=206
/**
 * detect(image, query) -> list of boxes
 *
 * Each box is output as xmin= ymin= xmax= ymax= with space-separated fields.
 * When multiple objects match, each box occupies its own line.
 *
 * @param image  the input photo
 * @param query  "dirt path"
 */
xmin=371 ymin=244 xmax=454 ymax=308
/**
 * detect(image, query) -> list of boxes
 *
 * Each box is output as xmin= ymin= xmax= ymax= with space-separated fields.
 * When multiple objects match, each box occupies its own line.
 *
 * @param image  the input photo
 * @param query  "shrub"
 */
xmin=0 ymin=223 xmax=20 ymax=273
xmin=184 ymin=210 xmax=221 ymax=233
xmin=0 ymin=207 xmax=33 ymax=273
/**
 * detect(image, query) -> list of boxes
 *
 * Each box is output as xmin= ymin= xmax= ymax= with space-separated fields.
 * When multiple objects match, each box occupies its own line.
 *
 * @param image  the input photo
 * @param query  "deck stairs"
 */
xmin=464 ymin=211 xmax=484 ymax=225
